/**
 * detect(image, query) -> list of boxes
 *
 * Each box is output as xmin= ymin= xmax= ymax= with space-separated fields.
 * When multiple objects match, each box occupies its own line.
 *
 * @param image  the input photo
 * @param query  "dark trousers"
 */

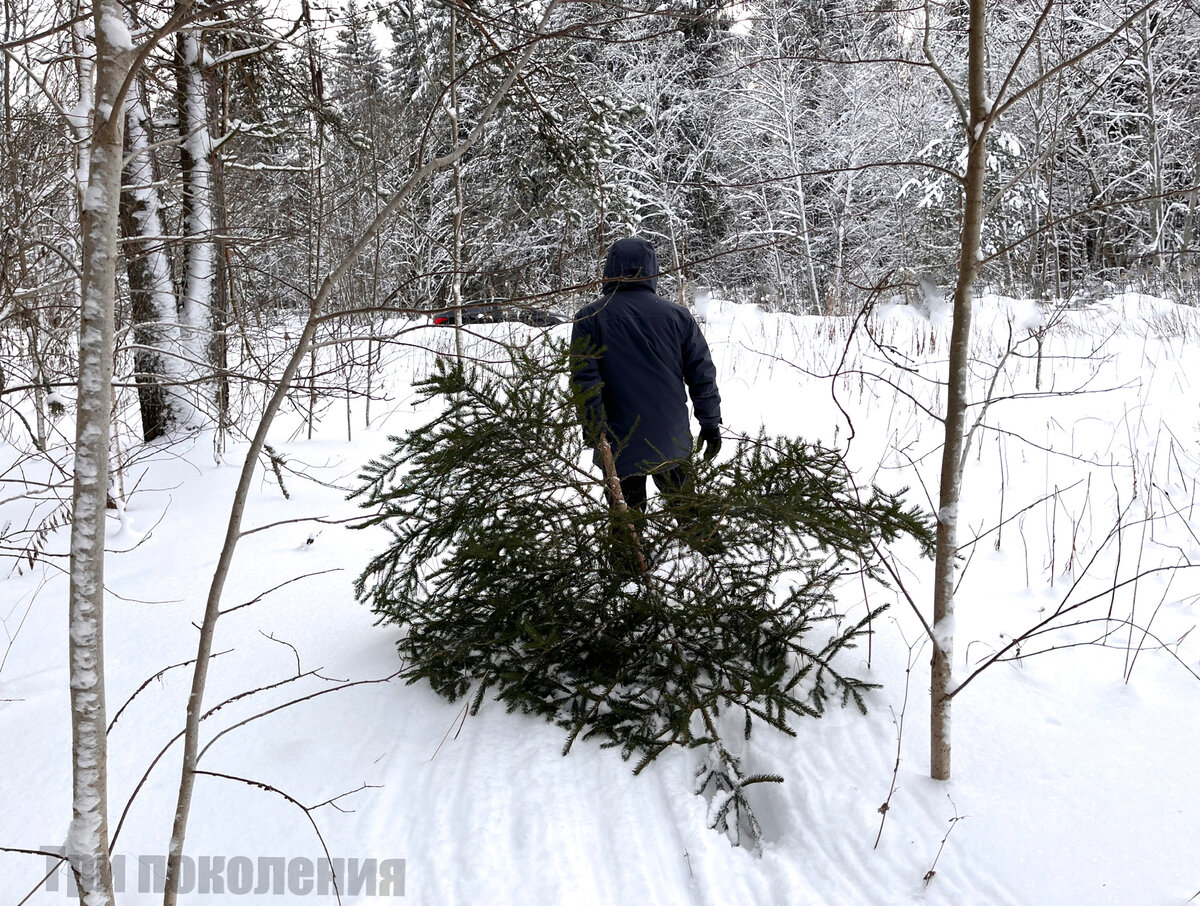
xmin=616 ymin=465 xmax=689 ymax=511
xmin=606 ymin=464 xmax=724 ymax=556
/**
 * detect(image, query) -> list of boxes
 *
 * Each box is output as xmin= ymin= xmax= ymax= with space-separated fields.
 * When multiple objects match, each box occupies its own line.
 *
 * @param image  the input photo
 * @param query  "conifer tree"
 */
xmin=352 ymin=341 xmax=932 ymax=849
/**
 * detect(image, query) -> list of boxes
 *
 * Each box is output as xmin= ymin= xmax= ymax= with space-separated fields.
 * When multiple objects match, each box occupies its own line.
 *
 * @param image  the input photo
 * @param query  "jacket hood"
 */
xmin=602 ymin=237 xmax=659 ymax=293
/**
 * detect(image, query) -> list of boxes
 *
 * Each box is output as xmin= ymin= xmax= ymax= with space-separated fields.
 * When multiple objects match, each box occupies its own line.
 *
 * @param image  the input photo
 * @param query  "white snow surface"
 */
xmin=3 ymin=296 xmax=1200 ymax=904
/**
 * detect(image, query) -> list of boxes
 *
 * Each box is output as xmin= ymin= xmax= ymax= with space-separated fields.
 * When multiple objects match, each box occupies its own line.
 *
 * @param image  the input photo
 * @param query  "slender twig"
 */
xmin=870 ymin=539 xmax=937 ymax=646
xmin=989 ymin=0 xmax=1057 ymax=120
xmin=219 ymin=569 xmax=342 ymax=616
xmin=960 ymin=479 xmax=1086 ymax=552
xmin=999 ymin=616 xmax=1200 ymax=684
xmin=922 ymin=0 xmax=967 ymax=130
xmin=430 ymin=697 xmax=472 ymax=761
xmin=193 ymin=770 xmax=346 ymax=905
xmin=949 ymin=563 xmax=1197 ymax=700
xmin=110 ymin=669 xmax=321 ymax=848
xmin=993 ymin=0 xmax=1165 ymax=120
xmin=108 ymin=651 xmax=231 ymax=733
xmin=874 ymin=635 xmax=921 ymax=849
xmin=236 ymin=518 xmax=357 ymax=537
xmin=195 ymin=670 xmax=402 ymax=762
xmin=923 ymin=797 xmax=967 ymax=886
xmin=310 ymin=783 xmax=382 ymax=814
xmin=259 ymin=631 xmax=303 ymax=675
xmin=2 ymin=847 xmax=70 ymax=906
xmin=0 ymin=846 xmax=69 ymax=859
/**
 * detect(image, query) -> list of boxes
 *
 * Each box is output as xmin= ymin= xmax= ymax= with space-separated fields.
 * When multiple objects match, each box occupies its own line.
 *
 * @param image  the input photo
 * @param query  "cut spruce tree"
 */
xmin=352 ymin=342 xmax=932 ymax=849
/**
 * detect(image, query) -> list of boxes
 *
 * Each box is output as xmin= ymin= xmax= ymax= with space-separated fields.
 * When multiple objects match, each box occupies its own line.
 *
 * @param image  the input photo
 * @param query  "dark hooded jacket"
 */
xmin=570 ymin=237 xmax=722 ymax=478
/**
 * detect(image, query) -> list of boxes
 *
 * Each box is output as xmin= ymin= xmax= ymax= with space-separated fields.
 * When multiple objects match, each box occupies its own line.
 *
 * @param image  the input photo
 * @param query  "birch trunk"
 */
xmin=68 ymin=1 xmax=132 ymax=901
xmin=120 ymin=73 xmax=194 ymax=440
xmin=176 ymin=22 xmax=214 ymax=409
xmin=931 ymin=0 xmax=989 ymax=783
xmin=1141 ymin=13 xmax=1163 ymax=269
xmin=211 ymin=131 xmax=232 ymax=457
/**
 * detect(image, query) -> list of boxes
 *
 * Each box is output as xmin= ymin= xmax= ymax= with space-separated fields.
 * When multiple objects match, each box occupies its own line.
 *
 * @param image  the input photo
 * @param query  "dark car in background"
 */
xmin=432 ymin=305 xmax=565 ymax=327
xmin=510 ymin=307 xmax=565 ymax=327
xmin=431 ymin=305 xmax=502 ymax=326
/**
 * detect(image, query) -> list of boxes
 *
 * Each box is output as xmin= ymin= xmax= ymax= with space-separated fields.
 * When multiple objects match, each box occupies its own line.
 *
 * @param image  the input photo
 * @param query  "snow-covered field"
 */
xmin=3 ymin=293 xmax=1199 ymax=905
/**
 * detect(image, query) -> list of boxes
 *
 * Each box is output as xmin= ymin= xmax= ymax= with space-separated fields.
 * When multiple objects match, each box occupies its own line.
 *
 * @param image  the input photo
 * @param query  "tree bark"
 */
xmin=1141 ymin=12 xmax=1163 ymax=269
xmin=176 ymin=18 xmax=215 ymax=409
xmin=931 ymin=0 xmax=989 ymax=783
xmin=210 ymin=80 xmax=232 ymax=457
xmin=120 ymin=72 xmax=193 ymax=440
xmin=67 ymin=1 xmax=132 ymax=901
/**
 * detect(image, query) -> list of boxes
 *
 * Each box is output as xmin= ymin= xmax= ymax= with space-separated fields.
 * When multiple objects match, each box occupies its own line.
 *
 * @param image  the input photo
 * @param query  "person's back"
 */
xmin=571 ymin=237 xmax=721 ymax=482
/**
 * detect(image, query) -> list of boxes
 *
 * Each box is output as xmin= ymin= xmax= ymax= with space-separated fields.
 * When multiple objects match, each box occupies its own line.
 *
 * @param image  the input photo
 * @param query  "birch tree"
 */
xmin=175 ymin=16 xmax=215 ymax=407
xmin=67 ymin=1 xmax=133 ymax=900
xmin=119 ymin=70 xmax=195 ymax=440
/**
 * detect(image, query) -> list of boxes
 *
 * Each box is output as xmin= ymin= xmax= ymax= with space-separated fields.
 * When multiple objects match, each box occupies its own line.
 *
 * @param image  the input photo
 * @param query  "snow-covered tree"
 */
xmin=67 ymin=2 xmax=133 ymax=901
xmin=724 ymin=1 xmax=844 ymax=310
xmin=119 ymin=70 xmax=196 ymax=439
xmin=175 ymin=20 xmax=216 ymax=399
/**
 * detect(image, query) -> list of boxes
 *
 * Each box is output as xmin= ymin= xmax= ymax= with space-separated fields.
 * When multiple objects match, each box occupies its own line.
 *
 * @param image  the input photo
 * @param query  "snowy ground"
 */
xmin=2 ymin=293 xmax=1199 ymax=905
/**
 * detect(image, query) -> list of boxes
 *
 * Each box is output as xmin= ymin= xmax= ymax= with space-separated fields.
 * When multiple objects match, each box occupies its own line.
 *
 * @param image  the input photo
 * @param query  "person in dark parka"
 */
xmin=570 ymin=236 xmax=722 ymax=511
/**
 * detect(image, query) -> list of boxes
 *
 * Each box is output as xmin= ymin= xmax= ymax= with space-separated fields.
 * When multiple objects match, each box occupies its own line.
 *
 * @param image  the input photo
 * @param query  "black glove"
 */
xmin=580 ymin=407 xmax=610 ymax=449
xmin=699 ymin=424 xmax=722 ymax=460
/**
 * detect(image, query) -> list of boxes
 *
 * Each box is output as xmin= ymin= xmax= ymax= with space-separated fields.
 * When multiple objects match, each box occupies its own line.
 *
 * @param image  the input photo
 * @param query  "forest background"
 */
xmin=5 ymin=0 xmax=1198 ymax=456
